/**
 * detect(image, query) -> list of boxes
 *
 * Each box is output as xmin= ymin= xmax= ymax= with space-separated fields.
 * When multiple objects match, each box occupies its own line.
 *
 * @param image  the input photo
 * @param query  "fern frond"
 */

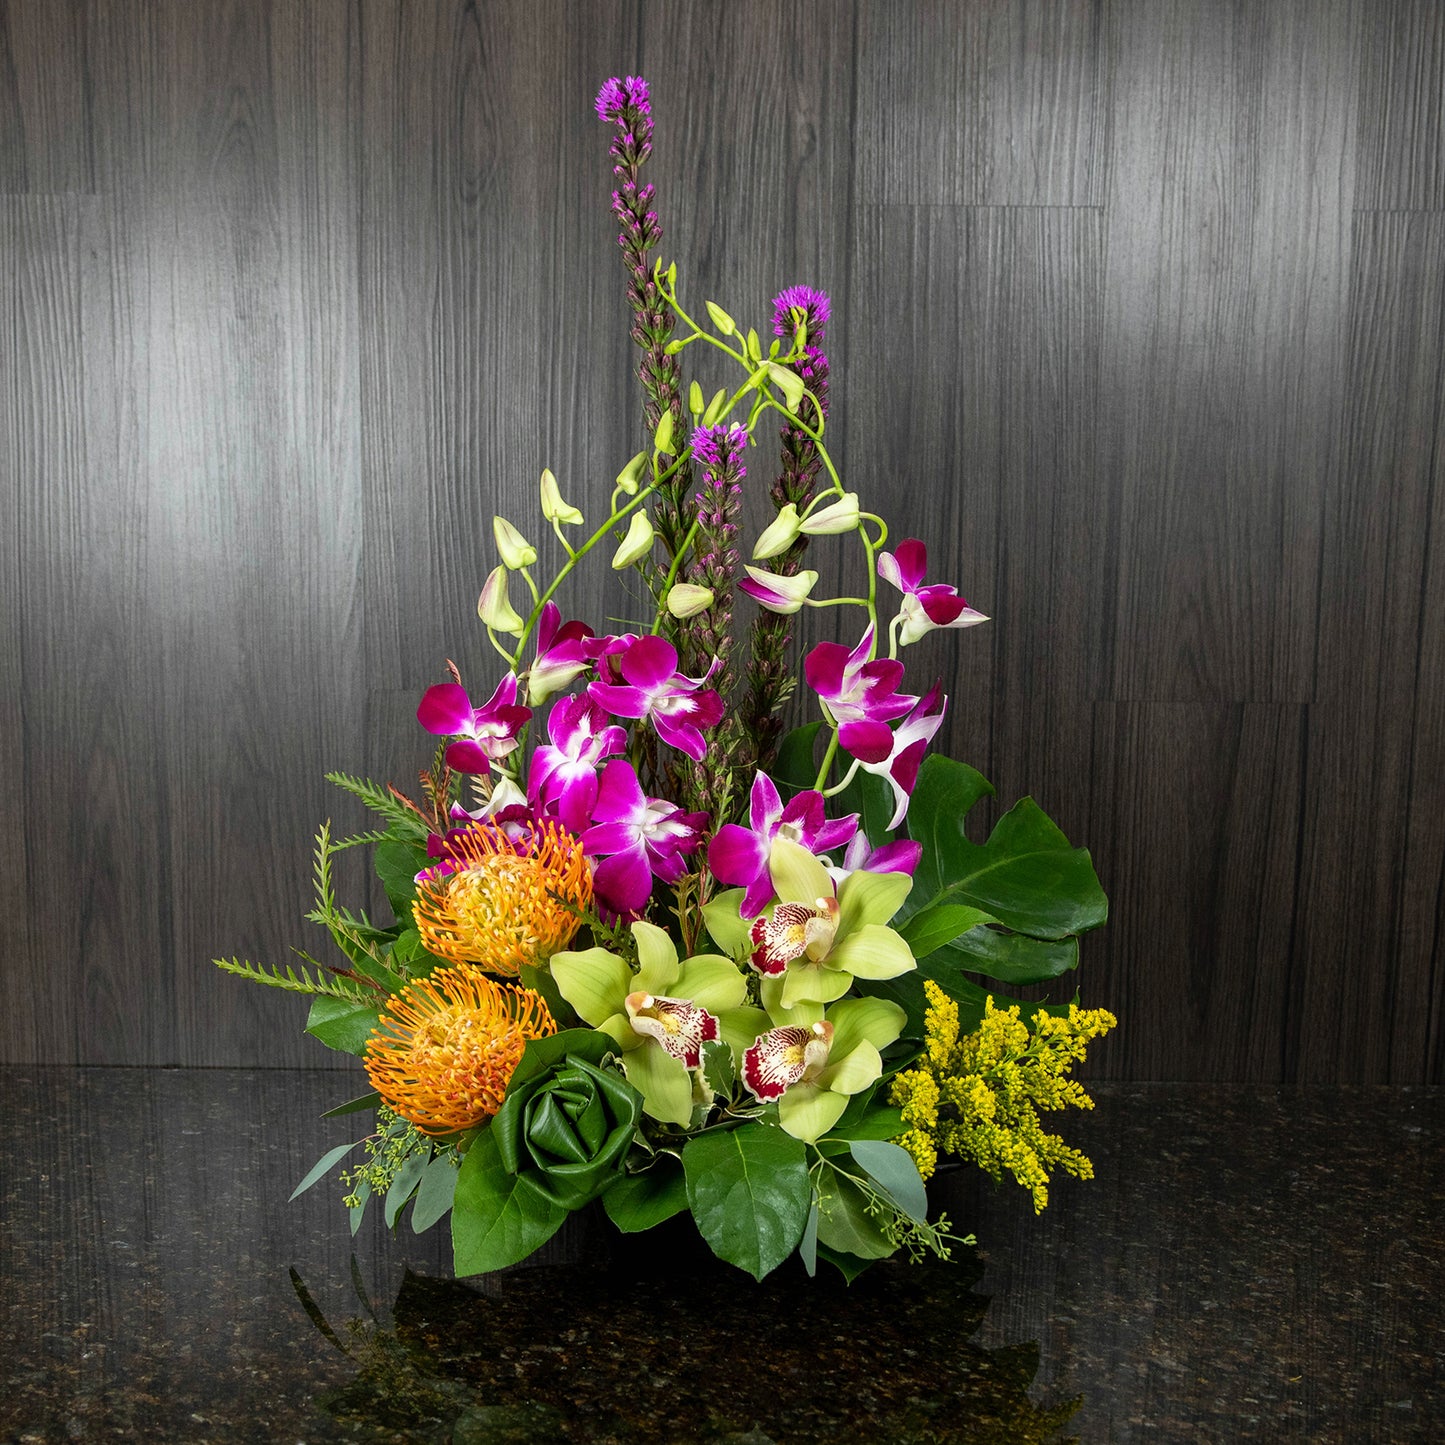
xmin=212 ymin=955 xmax=377 ymax=1002
xmin=325 ymin=772 xmax=430 ymax=838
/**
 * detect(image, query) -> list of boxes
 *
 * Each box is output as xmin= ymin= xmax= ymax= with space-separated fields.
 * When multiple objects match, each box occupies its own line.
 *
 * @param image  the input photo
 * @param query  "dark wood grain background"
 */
xmin=2 ymin=0 xmax=1441 ymax=1080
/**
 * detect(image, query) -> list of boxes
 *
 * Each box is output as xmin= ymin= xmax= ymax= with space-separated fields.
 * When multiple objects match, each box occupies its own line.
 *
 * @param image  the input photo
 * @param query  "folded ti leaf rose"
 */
xmin=491 ymin=1029 xmax=644 ymax=1210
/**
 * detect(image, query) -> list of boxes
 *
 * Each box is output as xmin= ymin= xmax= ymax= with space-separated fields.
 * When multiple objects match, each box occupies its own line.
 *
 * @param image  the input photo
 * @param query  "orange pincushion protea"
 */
xmin=412 ymin=819 xmax=591 ymax=976
xmin=365 ymin=966 xmax=557 ymax=1135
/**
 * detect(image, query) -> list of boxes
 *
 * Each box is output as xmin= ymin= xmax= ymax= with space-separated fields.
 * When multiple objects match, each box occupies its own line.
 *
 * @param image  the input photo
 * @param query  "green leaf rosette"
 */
xmin=490 ymin=1028 xmax=643 ymax=1210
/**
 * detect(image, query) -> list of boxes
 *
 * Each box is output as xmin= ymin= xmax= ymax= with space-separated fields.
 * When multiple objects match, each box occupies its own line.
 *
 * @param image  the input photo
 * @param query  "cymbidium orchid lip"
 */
xmin=624 ymin=989 xmax=719 ymax=1067
xmin=742 ymin=1020 xmax=833 ymax=1101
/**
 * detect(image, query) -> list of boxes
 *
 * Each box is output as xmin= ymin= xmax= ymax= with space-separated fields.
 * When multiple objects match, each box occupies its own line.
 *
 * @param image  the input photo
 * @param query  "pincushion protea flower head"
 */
xmin=365 ymin=967 xmax=557 ymax=1135
xmin=412 ymin=818 xmax=591 ymax=976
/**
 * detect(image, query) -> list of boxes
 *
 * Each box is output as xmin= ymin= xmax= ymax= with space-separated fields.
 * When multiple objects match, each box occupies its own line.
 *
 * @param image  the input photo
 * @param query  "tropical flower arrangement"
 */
xmin=216 ymin=76 xmax=1114 ymax=1283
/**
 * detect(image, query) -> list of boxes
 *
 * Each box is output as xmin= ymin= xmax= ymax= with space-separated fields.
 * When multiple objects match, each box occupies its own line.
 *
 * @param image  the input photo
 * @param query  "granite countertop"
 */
xmin=1 ymin=1069 xmax=1439 ymax=1443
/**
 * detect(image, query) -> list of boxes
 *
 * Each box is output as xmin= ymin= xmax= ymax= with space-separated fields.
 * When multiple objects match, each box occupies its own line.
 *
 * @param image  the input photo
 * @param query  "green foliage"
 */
xmin=326 ymin=771 xmax=430 ymax=840
xmin=305 ymin=996 xmax=383 ymax=1056
xmin=452 ymin=1128 xmax=568 ymax=1275
xmin=682 ymin=1124 xmax=811 ymax=1280
xmin=212 ymin=955 xmax=377 ymax=1003
xmin=603 ymin=1157 xmax=689 ymax=1233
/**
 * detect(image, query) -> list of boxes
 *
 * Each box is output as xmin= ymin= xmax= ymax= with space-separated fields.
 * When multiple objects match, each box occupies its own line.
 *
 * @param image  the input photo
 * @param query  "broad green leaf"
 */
xmin=305 ymin=996 xmax=382 ymax=1056
xmin=850 ymin=1140 xmax=928 ymax=1223
xmin=602 ymin=1160 xmax=689 ymax=1233
xmin=374 ymin=837 xmax=426 ymax=922
xmin=411 ymin=1154 xmax=459 ymax=1233
xmin=773 ymin=721 xmax=824 ymax=793
xmin=814 ymin=1164 xmax=894 ymax=1260
xmin=913 ymin=788 xmax=1107 ymax=941
xmin=823 ymin=1103 xmax=906 ymax=1143
xmin=384 ymin=1143 xmax=432 ymax=1228
xmin=321 ymin=1090 xmax=381 ymax=1118
xmin=507 ymin=1028 xmax=617 ymax=1093
xmin=816 ymin=1241 xmax=878 ymax=1283
xmin=452 ymin=1129 xmax=568 ymax=1275
xmin=904 ymin=755 xmax=996 ymax=912
xmin=682 ymin=1124 xmax=810 ymax=1280
xmin=289 ymin=1141 xmax=360 ymax=1202
xmin=931 ymin=926 xmax=1080 ymax=987
xmin=389 ymin=928 xmax=446 ymax=978
xmin=898 ymin=903 xmax=996 ymax=959
xmin=518 ymin=962 xmax=577 ymax=1028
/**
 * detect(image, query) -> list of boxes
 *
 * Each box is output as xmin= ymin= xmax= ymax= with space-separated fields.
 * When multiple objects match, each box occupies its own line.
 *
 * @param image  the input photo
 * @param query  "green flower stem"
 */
xmin=485 ymin=626 xmax=518 ymax=667
xmin=805 ymin=595 xmax=871 ymax=609
xmin=812 ymin=725 xmax=841 ymax=792
xmin=550 ymin=517 xmax=578 ymax=559
xmin=759 ymin=397 xmax=843 ymax=497
xmin=651 ymin=517 xmax=703 ymax=635
xmin=520 ymin=568 xmax=541 ymax=608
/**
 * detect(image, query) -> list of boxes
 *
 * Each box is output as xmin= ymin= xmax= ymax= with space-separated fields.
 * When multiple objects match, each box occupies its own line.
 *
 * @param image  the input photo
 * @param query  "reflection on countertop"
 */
xmin=1 ymin=1068 xmax=1440 ymax=1442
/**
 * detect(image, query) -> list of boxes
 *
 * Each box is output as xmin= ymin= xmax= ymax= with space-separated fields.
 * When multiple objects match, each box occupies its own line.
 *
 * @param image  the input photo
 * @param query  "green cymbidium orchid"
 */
xmin=741 ymin=994 xmax=907 ymax=1142
xmin=703 ymin=837 xmax=917 ymax=1009
xmin=550 ymin=920 xmax=748 ymax=1125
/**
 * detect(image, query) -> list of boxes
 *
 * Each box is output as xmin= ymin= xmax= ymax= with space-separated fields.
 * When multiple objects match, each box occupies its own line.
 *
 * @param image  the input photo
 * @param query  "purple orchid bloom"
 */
xmin=708 ymin=771 xmax=859 ymax=918
xmin=581 ymin=759 xmax=708 ymax=917
xmin=854 ymin=683 xmax=948 ymax=830
xmin=587 ymin=634 xmax=724 ymax=762
xmin=805 ymin=626 xmax=917 ymax=745
xmin=525 ymin=602 xmax=594 ymax=705
xmin=416 ymin=674 xmax=532 ymax=774
xmin=877 ymin=539 xmax=989 ymax=646
xmin=528 ymin=694 xmax=628 ymax=833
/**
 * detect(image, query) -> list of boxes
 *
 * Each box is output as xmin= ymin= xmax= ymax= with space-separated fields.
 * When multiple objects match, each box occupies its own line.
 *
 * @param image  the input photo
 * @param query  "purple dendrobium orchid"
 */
xmin=708 ymin=771 xmax=859 ymax=918
xmin=587 ymin=634 xmax=724 ymax=762
xmin=525 ymin=602 xmax=594 ymax=705
xmin=857 ymin=683 xmax=948 ymax=830
xmin=738 ymin=565 xmax=818 ymax=615
xmin=416 ymin=674 xmax=532 ymax=775
xmin=824 ymin=832 xmax=923 ymax=890
xmin=581 ymin=759 xmax=708 ymax=918
xmin=805 ymin=625 xmax=916 ymax=731
xmin=877 ymin=539 xmax=989 ymax=646
xmin=528 ymin=694 xmax=628 ymax=834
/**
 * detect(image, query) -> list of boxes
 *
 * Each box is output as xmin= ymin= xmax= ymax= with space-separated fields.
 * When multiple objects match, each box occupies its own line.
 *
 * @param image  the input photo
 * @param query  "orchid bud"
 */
xmin=705 ymin=300 xmax=736 ymax=336
xmin=768 ymin=361 xmax=806 ymax=412
xmin=752 ymin=504 xmax=802 ymax=560
xmin=688 ymin=380 xmax=704 ymax=417
xmin=739 ymin=565 xmax=819 ymax=615
xmin=745 ymin=328 xmax=762 ymax=364
xmin=799 ymin=492 xmax=860 ymax=536
xmin=666 ymin=261 xmax=678 ymax=289
xmin=664 ymin=339 xmax=686 ymax=355
xmin=666 ymin=583 xmax=715 ymax=619
xmin=702 ymin=388 xmax=728 ymax=428
xmin=540 ymin=468 xmax=584 ymax=525
xmin=611 ymin=510 xmax=655 ymax=568
xmin=654 ymin=410 xmax=675 ymax=457
xmin=615 ymin=451 xmax=649 ymax=495
xmin=492 ymin=515 xmax=536 ymax=570
xmin=482 ymin=775 xmax=527 ymax=816
xmin=477 ymin=565 xmax=525 ymax=636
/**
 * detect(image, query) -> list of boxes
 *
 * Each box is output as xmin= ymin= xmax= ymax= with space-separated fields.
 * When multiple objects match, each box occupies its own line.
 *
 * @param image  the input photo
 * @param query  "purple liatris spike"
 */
xmin=771 ymin=285 xmax=831 ymax=340
xmin=595 ymin=75 xmax=651 ymax=124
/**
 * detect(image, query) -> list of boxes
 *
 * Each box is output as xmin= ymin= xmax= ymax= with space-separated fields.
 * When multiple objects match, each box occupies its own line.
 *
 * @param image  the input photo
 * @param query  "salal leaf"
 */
xmin=682 ymin=1124 xmax=810 ymax=1280
xmin=602 ymin=1160 xmax=689 ymax=1233
xmin=452 ymin=1129 xmax=567 ymax=1275
xmin=773 ymin=721 xmax=824 ymax=794
xmin=375 ymin=837 xmax=426 ymax=921
xmin=306 ymin=996 xmax=382 ymax=1056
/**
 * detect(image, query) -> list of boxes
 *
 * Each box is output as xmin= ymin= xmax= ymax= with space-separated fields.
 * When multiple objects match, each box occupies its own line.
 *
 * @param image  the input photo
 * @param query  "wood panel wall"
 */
xmin=1 ymin=0 xmax=1441 ymax=1081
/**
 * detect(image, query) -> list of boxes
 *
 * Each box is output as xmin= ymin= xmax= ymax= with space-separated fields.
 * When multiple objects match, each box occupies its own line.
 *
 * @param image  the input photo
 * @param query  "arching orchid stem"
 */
xmin=652 ymin=517 xmax=703 ymax=634
xmin=812 ymin=726 xmax=842 ymax=793
xmin=821 ymin=756 xmax=863 ymax=799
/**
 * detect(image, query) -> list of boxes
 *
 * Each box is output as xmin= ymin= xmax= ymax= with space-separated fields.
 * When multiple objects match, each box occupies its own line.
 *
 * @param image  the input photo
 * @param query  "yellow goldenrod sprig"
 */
xmin=890 ymin=981 xmax=1116 ymax=1212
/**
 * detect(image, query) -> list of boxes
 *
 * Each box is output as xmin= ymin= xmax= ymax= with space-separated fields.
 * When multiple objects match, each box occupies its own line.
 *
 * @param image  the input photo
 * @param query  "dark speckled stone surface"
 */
xmin=1 ymin=1070 xmax=1439 ymax=1442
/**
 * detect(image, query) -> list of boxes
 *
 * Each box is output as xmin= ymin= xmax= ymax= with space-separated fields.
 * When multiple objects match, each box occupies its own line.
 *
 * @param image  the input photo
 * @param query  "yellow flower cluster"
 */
xmin=890 ymin=980 xmax=1116 ymax=1211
